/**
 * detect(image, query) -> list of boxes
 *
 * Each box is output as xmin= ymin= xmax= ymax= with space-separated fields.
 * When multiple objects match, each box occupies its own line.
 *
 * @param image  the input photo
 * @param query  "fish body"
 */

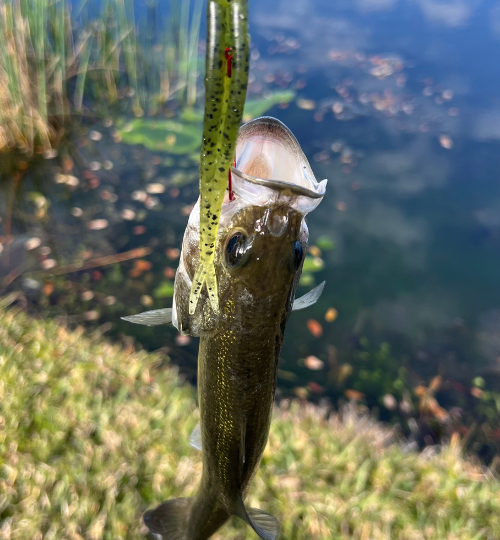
xmin=134 ymin=118 xmax=327 ymax=540
xmin=190 ymin=0 xmax=250 ymax=316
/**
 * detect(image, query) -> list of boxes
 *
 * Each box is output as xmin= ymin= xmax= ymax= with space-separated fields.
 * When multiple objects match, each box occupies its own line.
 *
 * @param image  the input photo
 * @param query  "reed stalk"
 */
xmin=0 ymin=0 xmax=203 ymax=154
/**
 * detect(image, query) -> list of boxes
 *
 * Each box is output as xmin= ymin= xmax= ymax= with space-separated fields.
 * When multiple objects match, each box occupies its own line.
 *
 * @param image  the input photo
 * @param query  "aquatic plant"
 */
xmin=1 ymin=305 xmax=500 ymax=539
xmin=242 ymin=90 xmax=295 ymax=122
xmin=0 ymin=0 xmax=203 ymax=154
xmin=116 ymin=118 xmax=201 ymax=154
xmin=346 ymin=339 xmax=408 ymax=407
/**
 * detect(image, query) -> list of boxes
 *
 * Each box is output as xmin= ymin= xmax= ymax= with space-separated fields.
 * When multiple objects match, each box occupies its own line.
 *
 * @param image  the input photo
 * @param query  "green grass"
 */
xmin=0 ymin=0 xmax=203 ymax=154
xmin=1 ymin=305 xmax=500 ymax=539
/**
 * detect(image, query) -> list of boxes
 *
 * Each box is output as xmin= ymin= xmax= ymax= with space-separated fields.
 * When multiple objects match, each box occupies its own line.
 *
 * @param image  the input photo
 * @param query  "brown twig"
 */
xmin=1 ymin=260 xmax=35 ymax=289
xmin=29 ymin=247 xmax=152 ymax=278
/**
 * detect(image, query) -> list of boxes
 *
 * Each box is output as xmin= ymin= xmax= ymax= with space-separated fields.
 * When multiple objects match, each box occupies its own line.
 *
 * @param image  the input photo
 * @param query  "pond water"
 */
xmin=1 ymin=0 xmax=500 ymax=458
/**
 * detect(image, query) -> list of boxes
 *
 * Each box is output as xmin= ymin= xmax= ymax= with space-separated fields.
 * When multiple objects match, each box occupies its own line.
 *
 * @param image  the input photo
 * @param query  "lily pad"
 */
xmin=180 ymin=108 xmax=204 ymax=123
xmin=299 ymin=273 xmax=315 ymax=287
xmin=117 ymin=118 xmax=200 ymax=154
xmin=153 ymin=280 xmax=175 ymax=298
xmin=302 ymin=255 xmax=324 ymax=273
xmin=316 ymin=235 xmax=336 ymax=251
xmin=243 ymin=91 xmax=296 ymax=121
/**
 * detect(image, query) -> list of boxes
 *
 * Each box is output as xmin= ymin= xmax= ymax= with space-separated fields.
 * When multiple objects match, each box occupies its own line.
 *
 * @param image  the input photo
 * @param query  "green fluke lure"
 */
xmin=189 ymin=0 xmax=250 ymax=316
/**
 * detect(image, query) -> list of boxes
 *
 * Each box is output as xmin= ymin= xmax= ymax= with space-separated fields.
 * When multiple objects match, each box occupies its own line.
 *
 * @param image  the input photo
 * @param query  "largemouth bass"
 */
xmin=124 ymin=117 xmax=327 ymax=540
xmin=190 ymin=0 xmax=250 ymax=316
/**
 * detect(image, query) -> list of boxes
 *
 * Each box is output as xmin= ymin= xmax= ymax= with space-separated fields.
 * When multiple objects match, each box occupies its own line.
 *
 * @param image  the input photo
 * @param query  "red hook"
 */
xmin=224 ymin=47 xmax=233 ymax=78
xmin=228 ymin=157 xmax=236 ymax=201
xmin=225 ymin=48 xmax=235 ymax=201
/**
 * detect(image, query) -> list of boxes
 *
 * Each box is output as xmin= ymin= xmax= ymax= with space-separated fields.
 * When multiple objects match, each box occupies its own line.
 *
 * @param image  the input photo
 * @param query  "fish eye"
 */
xmin=225 ymin=232 xmax=249 ymax=267
xmin=293 ymin=240 xmax=303 ymax=269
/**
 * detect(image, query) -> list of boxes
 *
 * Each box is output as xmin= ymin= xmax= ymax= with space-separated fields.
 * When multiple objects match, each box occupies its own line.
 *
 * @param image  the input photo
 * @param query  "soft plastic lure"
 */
xmin=189 ymin=0 xmax=250 ymax=315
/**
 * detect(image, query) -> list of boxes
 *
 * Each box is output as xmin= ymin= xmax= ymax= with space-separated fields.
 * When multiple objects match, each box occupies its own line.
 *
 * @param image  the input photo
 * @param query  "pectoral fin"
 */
xmin=236 ymin=496 xmax=280 ymax=540
xmin=292 ymin=281 xmax=325 ymax=311
xmin=189 ymin=422 xmax=202 ymax=451
xmin=121 ymin=308 xmax=173 ymax=326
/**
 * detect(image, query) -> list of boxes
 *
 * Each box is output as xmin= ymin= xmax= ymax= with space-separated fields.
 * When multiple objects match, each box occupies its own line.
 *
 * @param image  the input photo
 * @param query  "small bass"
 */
xmin=124 ymin=117 xmax=327 ymax=540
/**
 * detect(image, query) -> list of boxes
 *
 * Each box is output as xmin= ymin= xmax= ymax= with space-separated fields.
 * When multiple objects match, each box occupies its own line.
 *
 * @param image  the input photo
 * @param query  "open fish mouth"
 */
xmin=230 ymin=116 xmax=327 ymax=215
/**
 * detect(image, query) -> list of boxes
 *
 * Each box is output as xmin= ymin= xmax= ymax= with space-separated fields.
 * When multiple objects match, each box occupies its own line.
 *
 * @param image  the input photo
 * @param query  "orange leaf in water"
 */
xmin=306 ymin=319 xmax=323 ymax=337
xmin=163 ymin=267 xmax=176 ymax=279
xmin=304 ymin=355 xmax=324 ymax=370
xmin=325 ymin=307 xmax=338 ymax=322
xmin=166 ymin=248 xmax=180 ymax=260
xmin=414 ymin=385 xmax=427 ymax=397
xmin=308 ymin=381 xmax=324 ymax=394
xmin=129 ymin=259 xmax=152 ymax=278
xmin=429 ymin=375 xmax=442 ymax=392
xmin=470 ymin=387 xmax=483 ymax=399
xmin=344 ymin=389 xmax=365 ymax=401
xmin=43 ymin=282 xmax=54 ymax=296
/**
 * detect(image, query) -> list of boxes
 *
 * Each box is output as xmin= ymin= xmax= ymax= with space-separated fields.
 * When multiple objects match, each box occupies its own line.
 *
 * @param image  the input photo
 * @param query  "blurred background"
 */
xmin=1 ymin=0 xmax=500 ymax=467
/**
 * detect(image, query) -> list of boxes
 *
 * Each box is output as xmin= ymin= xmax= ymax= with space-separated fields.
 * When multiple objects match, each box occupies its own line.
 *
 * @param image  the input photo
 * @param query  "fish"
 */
xmin=123 ymin=117 xmax=327 ymax=540
xmin=190 ymin=0 xmax=250 ymax=316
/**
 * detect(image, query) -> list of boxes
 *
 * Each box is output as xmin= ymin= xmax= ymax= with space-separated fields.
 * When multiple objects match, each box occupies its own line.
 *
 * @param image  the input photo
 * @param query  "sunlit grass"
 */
xmin=1 ymin=305 xmax=500 ymax=540
xmin=0 ymin=0 xmax=203 ymax=155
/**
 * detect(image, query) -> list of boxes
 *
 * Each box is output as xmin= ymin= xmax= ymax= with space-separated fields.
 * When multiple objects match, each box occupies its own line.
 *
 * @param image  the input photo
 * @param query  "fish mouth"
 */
xmin=230 ymin=116 xmax=327 ymax=214
xmin=232 ymin=170 xmax=324 ymax=199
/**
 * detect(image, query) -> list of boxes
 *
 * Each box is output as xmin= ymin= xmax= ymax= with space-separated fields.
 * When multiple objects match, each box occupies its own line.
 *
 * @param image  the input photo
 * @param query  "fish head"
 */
xmin=174 ymin=116 xmax=327 ymax=335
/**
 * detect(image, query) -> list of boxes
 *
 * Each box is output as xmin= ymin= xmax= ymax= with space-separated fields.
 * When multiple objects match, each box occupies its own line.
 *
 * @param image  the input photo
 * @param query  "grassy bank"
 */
xmin=0 ymin=0 xmax=202 ymax=154
xmin=1 ymin=306 xmax=500 ymax=540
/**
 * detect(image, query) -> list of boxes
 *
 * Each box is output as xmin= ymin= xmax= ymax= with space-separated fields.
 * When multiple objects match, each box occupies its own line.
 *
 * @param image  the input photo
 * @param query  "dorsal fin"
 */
xmin=292 ymin=281 xmax=325 ymax=311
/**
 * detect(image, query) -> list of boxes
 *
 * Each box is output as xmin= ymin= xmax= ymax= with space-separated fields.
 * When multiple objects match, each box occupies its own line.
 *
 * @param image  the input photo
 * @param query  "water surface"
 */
xmin=2 ymin=0 xmax=500 ymax=456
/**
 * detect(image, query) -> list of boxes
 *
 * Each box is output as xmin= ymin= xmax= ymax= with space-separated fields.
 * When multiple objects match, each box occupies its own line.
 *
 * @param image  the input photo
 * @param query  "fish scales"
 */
xmin=190 ymin=0 xmax=250 ymax=316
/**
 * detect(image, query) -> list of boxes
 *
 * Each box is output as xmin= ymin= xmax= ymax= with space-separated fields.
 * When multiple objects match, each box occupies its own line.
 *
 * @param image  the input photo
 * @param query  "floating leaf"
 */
xmin=304 ymin=355 xmax=324 ymax=370
xmin=316 ymin=235 xmax=336 ymax=251
xmin=243 ymin=91 xmax=296 ymax=121
xmin=116 ymin=118 xmax=200 ymax=154
xmin=299 ymin=273 xmax=314 ymax=287
xmin=153 ymin=280 xmax=175 ymax=299
xmin=325 ymin=307 xmax=338 ymax=322
xmin=306 ymin=319 xmax=323 ymax=338
xmin=302 ymin=256 xmax=324 ymax=273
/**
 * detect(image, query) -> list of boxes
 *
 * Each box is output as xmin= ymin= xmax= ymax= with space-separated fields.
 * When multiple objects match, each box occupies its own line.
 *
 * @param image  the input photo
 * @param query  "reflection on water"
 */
xmin=1 ymin=0 xmax=500 ymax=459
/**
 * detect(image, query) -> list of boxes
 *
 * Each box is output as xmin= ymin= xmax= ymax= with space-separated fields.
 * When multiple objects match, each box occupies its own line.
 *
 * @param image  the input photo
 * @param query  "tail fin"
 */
xmin=236 ymin=495 xmax=280 ymax=540
xmin=143 ymin=497 xmax=192 ymax=540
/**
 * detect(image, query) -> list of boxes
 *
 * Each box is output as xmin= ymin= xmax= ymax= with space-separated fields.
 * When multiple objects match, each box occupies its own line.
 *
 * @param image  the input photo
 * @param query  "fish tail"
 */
xmin=236 ymin=495 xmax=280 ymax=540
xmin=189 ymin=262 xmax=219 ymax=315
xmin=143 ymin=497 xmax=192 ymax=540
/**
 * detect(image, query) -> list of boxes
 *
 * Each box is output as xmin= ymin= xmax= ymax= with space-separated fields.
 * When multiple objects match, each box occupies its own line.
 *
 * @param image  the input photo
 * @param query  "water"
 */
xmin=1 ymin=0 xmax=500 ymax=458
